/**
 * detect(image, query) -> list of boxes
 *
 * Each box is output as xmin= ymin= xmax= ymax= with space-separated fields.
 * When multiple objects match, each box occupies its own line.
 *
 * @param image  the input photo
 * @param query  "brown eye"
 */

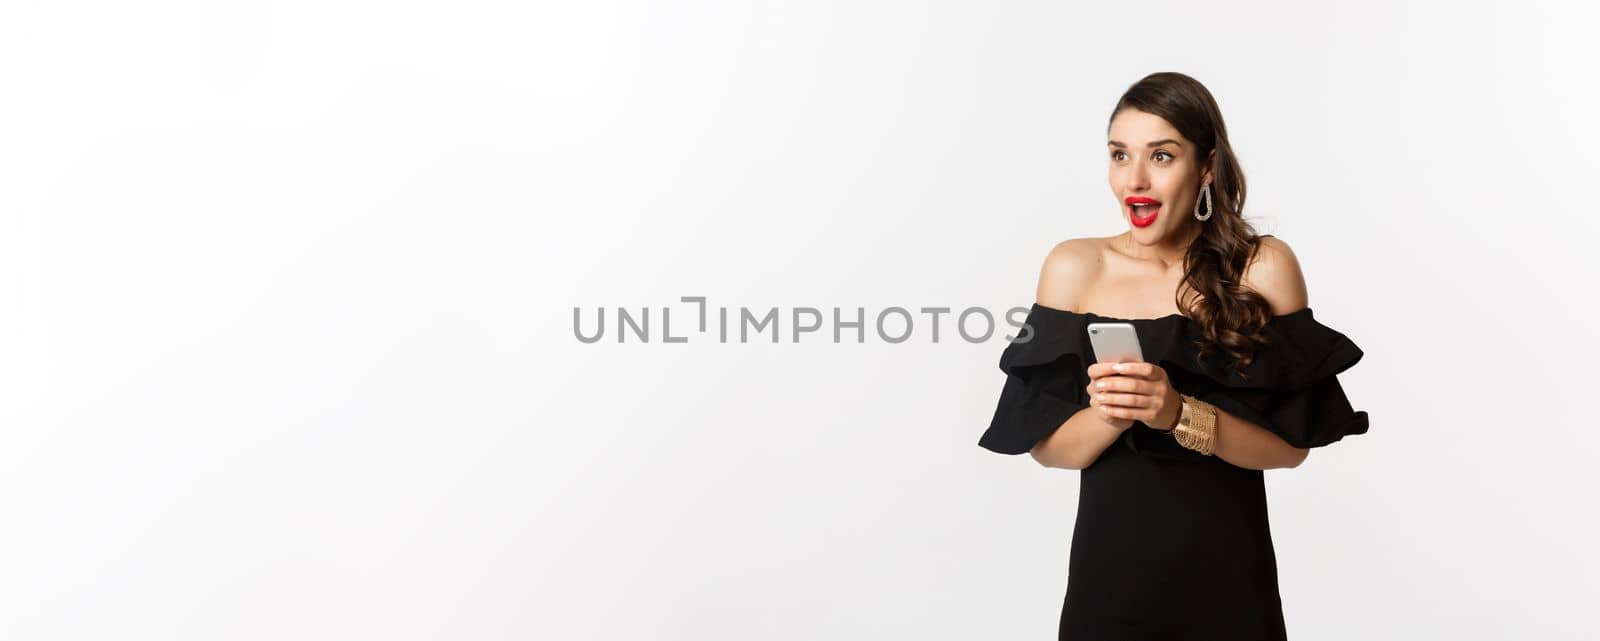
xmin=1154 ymin=151 xmax=1173 ymax=162
xmin=1111 ymin=150 xmax=1127 ymax=161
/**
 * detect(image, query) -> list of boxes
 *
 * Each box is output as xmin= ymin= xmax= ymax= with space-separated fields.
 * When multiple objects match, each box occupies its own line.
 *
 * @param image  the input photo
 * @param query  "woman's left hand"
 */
xmin=1085 ymin=361 xmax=1182 ymax=431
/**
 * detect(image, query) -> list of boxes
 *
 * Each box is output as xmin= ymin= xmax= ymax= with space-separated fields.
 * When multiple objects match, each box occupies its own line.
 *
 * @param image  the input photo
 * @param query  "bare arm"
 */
xmin=1211 ymin=405 xmax=1308 ymax=470
xmin=1029 ymin=406 xmax=1126 ymax=470
xmin=1033 ymin=401 xmax=1308 ymax=470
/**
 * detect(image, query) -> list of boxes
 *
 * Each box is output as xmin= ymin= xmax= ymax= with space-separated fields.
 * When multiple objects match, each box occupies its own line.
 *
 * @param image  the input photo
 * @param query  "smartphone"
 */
xmin=1087 ymin=322 xmax=1144 ymax=364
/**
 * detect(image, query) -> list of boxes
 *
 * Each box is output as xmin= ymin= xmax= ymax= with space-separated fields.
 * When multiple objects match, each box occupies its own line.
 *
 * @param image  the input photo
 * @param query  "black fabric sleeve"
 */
xmin=977 ymin=306 xmax=1094 ymax=456
xmin=978 ymin=352 xmax=1092 ymax=455
xmin=1189 ymin=370 xmax=1369 ymax=450
xmin=1159 ymin=308 xmax=1371 ymax=451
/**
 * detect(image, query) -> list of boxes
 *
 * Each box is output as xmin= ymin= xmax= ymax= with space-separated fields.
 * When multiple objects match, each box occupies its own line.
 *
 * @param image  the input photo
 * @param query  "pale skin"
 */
xmin=1028 ymin=108 xmax=1310 ymax=471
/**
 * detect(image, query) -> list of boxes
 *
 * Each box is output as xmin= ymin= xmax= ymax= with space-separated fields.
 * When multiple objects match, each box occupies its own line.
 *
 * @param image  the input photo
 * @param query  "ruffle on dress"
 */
xmin=978 ymin=303 xmax=1369 ymax=459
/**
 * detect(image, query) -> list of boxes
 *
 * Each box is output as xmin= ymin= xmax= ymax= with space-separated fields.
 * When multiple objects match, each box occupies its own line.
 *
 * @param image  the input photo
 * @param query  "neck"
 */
xmin=1114 ymin=223 xmax=1203 ymax=271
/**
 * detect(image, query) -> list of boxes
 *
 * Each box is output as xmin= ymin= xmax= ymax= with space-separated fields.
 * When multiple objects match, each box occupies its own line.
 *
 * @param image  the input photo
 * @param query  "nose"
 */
xmin=1121 ymin=160 xmax=1150 ymax=194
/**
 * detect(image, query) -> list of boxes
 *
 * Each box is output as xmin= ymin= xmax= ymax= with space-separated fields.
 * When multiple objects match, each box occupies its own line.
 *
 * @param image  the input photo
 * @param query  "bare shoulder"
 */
xmin=1244 ymin=235 xmax=1310 ymax=315
xmin=1035 ymin=238 xmax=1104 ymax=310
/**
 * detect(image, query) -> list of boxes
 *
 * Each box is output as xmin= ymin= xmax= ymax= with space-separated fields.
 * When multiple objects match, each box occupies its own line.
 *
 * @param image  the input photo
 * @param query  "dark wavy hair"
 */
xmin=1108 ymin=72 xmax=1275 ymax=379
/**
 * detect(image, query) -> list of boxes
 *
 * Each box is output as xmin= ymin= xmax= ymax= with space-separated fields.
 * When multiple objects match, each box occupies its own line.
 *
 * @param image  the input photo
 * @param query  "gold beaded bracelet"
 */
xmin=1172 ymin=394 xmax=1218 ymax=456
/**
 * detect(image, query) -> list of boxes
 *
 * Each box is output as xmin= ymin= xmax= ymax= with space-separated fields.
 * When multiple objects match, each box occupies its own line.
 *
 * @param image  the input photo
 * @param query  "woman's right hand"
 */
xmin=1085 ymin=363 xmax=1135 ymax=431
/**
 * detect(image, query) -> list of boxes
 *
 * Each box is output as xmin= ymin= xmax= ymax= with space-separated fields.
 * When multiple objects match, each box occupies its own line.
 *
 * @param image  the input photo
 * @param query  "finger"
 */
xmin=1086 ymin=362 xmax=1121 ymax=380
xmin=1093 ymin=375 xmax=1148 ymax=395
xmin=1096 ymin=391 xmax=1149 ymax=408
xmin=1107 ymin=361 xmax=1161 ymax=380
xmin=1093 ymin=362 xmax=1142 ymax=381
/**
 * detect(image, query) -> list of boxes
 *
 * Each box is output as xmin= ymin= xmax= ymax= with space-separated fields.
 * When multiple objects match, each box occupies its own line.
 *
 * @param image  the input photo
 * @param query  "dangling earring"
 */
xmin=1193 ymin=182 xmax=1214 ymax=221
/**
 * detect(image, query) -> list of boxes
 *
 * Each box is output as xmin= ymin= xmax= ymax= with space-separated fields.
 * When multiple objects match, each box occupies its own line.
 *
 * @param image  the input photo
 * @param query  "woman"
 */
xmin=978 ymin=72 xmax=1370 ymax=640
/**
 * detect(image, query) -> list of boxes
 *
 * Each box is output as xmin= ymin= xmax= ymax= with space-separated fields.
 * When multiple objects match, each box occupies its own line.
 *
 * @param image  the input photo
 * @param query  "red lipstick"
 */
xmin=1125 ymin=196 xmax=1162 ymax=228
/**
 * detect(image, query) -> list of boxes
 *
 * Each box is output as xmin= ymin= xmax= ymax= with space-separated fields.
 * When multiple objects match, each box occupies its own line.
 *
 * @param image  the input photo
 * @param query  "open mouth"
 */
xmin=1126 ymin=198 xmax=1162 ymax=225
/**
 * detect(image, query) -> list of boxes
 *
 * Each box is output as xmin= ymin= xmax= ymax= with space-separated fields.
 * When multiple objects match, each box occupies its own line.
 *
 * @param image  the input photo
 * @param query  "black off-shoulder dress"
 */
xmin=979 ymin=303 xmax=1369 ymax=641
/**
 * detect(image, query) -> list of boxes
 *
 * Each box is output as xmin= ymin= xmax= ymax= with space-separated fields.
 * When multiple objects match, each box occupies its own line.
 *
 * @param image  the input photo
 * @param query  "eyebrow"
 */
xmin=1107 ymin=139 xmax=1183 ymax=148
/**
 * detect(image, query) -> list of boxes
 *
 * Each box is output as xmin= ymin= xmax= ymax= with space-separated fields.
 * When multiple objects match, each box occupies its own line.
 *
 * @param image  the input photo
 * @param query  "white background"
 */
xmin=4 ymin=1 xmax=1598 ymax=639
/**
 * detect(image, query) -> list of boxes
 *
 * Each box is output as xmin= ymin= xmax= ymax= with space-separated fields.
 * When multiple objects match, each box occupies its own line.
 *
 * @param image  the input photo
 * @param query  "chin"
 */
xmin=1130 ymin=224 xmax=1168 ymax=240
